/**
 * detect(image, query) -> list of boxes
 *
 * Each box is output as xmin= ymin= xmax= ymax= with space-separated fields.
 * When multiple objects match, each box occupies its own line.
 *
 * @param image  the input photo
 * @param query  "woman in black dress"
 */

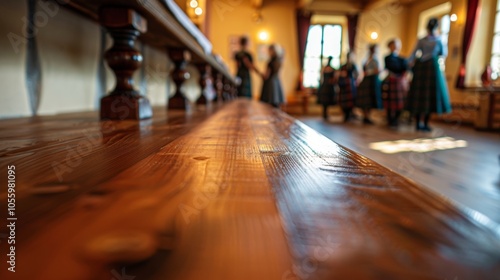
xmin=338 ymin=52 xmax=359 ymax=122
xmin=260 ymin=44 xmax=284 ymax=108
xmin=234 ymin=36 xmax=260 ymax=98
xmin=356 ymin=44 xmax=382 ymax=124
xmin=317 ymin=56 xmax=338 ymax=120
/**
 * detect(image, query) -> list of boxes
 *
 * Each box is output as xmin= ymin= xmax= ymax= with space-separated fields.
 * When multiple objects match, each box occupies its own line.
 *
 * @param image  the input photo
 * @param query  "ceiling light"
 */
xmin=258 ymin=31 xmax=269 ymax=42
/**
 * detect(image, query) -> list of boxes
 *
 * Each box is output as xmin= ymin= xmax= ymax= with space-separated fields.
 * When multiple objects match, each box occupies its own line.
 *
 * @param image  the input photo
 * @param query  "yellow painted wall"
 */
xmin=354 ymin=2 xmax=408 ymax=76
xmin=208 ymin=0 xmax=300 ymax=101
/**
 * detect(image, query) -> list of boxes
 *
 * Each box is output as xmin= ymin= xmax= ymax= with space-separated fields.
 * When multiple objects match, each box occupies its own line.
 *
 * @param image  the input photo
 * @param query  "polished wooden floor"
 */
xmin=0 ymin=101 xmax=499 ymax=279
xmin=299 ymin=111 xmax=500 ymax=224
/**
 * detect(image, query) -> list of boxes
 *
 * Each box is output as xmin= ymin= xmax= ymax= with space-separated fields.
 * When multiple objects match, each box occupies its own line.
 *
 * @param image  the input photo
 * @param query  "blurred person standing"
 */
xmin=383 ymin=38 xmax=409 ymax=128
xmin=260 ymin=44 xmax=284 ymax=108
xmin=234 ymin=36 xmax=261 ymax=98
xmin=356 ymin=44 xmax=383 ymax=124
xmin=338 ymin=52 xmax=359 ymax=122
xmin=406 ymin=18 xmax=451 ymax=132
xmin=317 ymin=56 xmax=338 ymax=120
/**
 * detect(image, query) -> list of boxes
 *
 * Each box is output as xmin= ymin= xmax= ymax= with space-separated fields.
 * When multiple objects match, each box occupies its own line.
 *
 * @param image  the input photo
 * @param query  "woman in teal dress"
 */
xmin=407 ymin=18 xmax=451 ymax=132
xmin=260 ymin=44 xmax=284 ymax=108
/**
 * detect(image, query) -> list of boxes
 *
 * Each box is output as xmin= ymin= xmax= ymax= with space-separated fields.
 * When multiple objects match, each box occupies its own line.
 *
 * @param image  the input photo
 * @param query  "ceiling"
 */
xmin=297 ymin=0 xmax=417 ymax=14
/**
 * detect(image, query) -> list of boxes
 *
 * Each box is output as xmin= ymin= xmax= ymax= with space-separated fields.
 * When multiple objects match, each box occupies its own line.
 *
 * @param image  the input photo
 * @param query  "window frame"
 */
xmin=490 ymin=0 xmax=500 ymax=80
xmin=302 ymin=24 xmax=343 ymax=88
xmin=437 ymin=13 xmax=451 ymax=72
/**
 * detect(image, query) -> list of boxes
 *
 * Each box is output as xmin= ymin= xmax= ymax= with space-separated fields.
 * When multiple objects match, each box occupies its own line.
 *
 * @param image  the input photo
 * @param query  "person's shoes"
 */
xmin=363 ymin=118 xmax=374 ymax=125
xmin=421 ymin=126 xmax=432 ymax=132
xmin=389 ymin=123 xmax=398 ymax=130
xmin=416 ymin=125 xmax=432 ymax=132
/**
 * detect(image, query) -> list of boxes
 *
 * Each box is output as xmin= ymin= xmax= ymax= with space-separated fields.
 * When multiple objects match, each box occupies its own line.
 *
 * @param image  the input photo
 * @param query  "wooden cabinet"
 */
xmin=476 ymin=90 xmax=500 ymax=130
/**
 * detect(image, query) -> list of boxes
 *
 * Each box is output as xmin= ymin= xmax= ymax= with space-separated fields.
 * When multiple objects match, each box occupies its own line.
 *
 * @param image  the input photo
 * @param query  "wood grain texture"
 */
xmin=0 ymin=100 xmax=499 ymax=280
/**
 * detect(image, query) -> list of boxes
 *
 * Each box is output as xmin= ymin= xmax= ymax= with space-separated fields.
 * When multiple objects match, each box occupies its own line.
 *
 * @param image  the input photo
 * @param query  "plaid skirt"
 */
xmin=338 ymin=77 xmax=356 ymax=109
xmin=406 ymin=58 xmax=451 ymax=115
xmin=237 ymin=73 xmax=252 ymax=98
xmin=317 ymin=84 xmax=338 ymax=106
xmin=356 ymin=75 xmax=382 ymax=110
xmin=382 ymin=74 xmax=407 ymax=111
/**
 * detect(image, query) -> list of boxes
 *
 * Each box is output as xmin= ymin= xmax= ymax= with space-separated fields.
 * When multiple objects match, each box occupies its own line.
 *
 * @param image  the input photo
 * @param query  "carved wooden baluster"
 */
xmin=214 ymin=71 xmax=224 ymax=103
xmin=196 ymin=63 xmax=210 ymax=105
xmin=230 ymin=82 xmax=238 ymax=99
xmin=168 ymin=48 xmax=191 ymax=110
xmin=99 ymin=7 xmax=152 ymax=120
xmin=223 ymin=77 xmax=232 ymax=101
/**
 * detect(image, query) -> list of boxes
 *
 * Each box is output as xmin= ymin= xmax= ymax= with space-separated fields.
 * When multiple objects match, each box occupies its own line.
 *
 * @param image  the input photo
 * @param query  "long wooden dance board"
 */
xmin=0 ymin=100 xmax=498 ymax=279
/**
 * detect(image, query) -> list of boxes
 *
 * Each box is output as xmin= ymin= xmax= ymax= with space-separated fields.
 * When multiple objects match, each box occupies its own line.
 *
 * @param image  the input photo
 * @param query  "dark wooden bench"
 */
xmin=60 ymin=0 xmax=236 ymax=120
xmin=0 ymin=100 xmax=499 ymax=279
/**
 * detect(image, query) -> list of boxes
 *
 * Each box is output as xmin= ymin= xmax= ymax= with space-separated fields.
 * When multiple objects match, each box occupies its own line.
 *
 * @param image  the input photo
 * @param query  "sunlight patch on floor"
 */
xmin=369 ymin=137 xmax=468 ymax=154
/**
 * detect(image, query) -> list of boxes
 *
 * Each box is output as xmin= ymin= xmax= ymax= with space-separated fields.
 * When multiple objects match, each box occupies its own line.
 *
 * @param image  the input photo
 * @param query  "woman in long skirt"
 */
xmin=317 ymin=56 xmax=338 ymax=120
xmin=338 ymin=52 xmax=358 ymax=122
xmin=356 ymin=44 xmax=382 ymax=124
xmin=260 ymin=44 xmax=284 ymax=108
xmin=406 ymin=18 xmax=451 ymax=131
xmin=382 ymin=38 xmax=408 ymax=128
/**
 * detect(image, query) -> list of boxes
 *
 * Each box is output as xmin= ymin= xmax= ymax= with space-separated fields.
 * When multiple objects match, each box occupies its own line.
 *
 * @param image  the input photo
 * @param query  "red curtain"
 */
xmin=456 ymin=0 xmax=481 ymax=88
xmin=347 ymin=14 xmax=359 ymax=51
xmin=296 ymin=10 xmax=311 ymax=90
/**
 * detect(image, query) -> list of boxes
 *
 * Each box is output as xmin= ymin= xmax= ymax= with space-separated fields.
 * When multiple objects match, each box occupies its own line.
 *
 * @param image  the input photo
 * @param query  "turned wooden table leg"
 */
xmin=196 ymin=63 xmax=210 ymax=105
xmin=99 ymin=7 xmax=152 ymax=120
xmin=168 ymin=49 xmax=191 ymax=110
xmin=230 ymin=83 xmax=238 ymax=99
xmin=223 ymin=78 xmax=232 ymax=101
xmin=214 ymin=71 xmax=224 ymax=103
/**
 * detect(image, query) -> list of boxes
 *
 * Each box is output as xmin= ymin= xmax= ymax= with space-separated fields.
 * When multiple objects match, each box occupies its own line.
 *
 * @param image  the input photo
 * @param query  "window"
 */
xmin=438 ymin=14 xmax=451 ymax=71
xmin=302 ymin=24 xmax=342 ymax=88
xmin=491 ymin=0 xmax=500 ymax=79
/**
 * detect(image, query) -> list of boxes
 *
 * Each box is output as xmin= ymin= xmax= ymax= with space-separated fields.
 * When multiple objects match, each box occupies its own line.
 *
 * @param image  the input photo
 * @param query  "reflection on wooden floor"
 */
xmin=299 ymin=113 xmax=500 ymax=224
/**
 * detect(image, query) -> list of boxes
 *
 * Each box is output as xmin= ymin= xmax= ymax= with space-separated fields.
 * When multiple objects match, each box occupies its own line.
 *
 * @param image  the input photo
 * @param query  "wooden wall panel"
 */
xmin=37 ymin=5 xmax=100 ymax=115
xmin=145 ymin=45 xmax=172 ymax=107
xmin=0 ymin=0 xmax=31 ymax=118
